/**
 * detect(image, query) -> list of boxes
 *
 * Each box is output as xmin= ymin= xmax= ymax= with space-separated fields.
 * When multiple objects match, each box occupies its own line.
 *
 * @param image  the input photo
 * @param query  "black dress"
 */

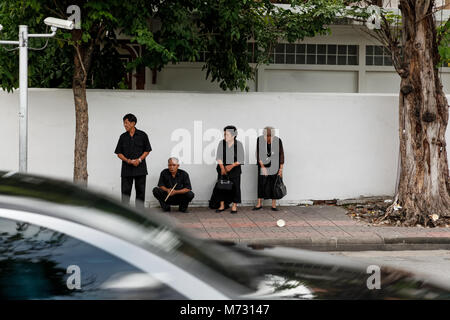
xmin=210 ymin=139 xmax=245 ymax=206
xmin=256 ymin=136 xmax=284 ymax=199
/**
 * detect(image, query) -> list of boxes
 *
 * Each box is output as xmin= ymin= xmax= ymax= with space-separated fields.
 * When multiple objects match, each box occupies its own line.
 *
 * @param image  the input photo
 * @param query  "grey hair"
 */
xmin=168 ymin=157 xmax=179 ymax=164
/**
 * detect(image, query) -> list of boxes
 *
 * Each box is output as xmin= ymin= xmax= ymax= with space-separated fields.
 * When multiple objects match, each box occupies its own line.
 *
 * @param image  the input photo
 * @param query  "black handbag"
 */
xmin=215 ymin=140 xmax=237 ymax=192
xmin=273 ymin=175 xmax=287 ymax=199
xmin=215 ymin=175 xmax=233 ymax=191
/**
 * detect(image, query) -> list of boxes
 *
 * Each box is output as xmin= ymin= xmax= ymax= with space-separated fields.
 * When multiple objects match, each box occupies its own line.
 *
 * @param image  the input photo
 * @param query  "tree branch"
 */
xmin=43 ymin=5 xmax=66 ymax=19
xmin=52 ymin=0 xmax=67 ymax=18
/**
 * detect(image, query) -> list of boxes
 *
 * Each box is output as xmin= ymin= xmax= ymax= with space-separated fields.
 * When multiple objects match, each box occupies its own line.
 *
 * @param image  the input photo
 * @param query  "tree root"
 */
xmin=347 ymin=195 xmax=450 ymax=228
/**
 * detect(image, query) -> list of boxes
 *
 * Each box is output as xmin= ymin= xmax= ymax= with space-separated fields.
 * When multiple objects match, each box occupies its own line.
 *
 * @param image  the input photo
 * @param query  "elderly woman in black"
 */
xmin=253 ymin=126 xmax=285 ymax=211
xmin=215 ymin=125 xmax=245 ymax=214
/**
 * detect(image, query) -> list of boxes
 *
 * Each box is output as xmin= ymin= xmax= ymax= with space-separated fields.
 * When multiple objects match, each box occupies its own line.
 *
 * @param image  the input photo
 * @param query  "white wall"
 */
xmin=148 ymin=65 xmax=257 ymax=92
xmin=1 ymin=89 xmax=449 ymax=207
xmin=365 ymin=71 xmax=401 ymax=93
xmin=262 ymin=69 xmax=358 ymax=93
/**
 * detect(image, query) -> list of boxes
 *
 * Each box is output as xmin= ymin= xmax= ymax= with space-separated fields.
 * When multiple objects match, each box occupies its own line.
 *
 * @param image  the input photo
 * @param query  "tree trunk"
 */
xmin=72 ymin=30 xmax=95 ymax=185
xmin=390 ymin=0 xmax=450 ymax=225
xmin=73 ymin=68 xmax=88 ymax=184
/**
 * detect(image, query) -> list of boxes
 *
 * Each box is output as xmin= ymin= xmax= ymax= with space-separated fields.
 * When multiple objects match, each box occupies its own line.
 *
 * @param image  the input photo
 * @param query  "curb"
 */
xmin=218 ymin=236 xmax=450 ymax=252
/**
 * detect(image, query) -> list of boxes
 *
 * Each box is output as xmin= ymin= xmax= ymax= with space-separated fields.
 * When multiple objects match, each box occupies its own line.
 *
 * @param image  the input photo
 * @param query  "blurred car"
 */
xmin=0 ymin=170 xmax=449 ymax=300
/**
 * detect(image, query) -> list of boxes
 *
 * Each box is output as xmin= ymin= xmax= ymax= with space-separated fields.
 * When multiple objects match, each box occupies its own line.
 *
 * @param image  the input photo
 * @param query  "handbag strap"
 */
xmin=222 ymin=139 xmax=238 ymax=164
xmin=275 ymin=174 xmax=282 ymax=183
xmin=222 ymin=139 xmax=226 ymax=164
xmin=219 ymin=143 xmax=230 ymax=180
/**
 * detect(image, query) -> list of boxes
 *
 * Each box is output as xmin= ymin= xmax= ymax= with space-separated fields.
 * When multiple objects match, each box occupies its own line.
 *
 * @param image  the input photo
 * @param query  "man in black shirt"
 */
xmin=153 ymin=157 xmax=194 ymax=213
xmin=114 ymin=114 xmax=152 ymax=209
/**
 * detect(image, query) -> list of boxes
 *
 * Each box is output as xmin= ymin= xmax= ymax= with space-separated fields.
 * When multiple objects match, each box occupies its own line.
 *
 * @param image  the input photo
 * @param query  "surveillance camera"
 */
xmin=44 ymin=17 xmax=74 ymax=30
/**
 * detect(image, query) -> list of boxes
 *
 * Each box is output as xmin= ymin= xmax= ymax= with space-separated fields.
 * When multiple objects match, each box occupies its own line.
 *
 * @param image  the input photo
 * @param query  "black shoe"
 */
xmin=230 ymin=210 xmax=238 ymax=214
xmin=159 ymin=199 xmax=170 ymax=212
xmin=215 ymin=208 xmax=225 ymax=213
xmin=252 ymin=206 xmax=263 ymax=211
xmin=179 ymin=207 xmax=189 ymax=213
xmin=271 ymin=207 xmax=279 ymax=211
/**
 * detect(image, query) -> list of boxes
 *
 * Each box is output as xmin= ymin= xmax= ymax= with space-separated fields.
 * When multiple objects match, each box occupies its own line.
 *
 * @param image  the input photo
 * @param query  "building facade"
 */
xmin=115 ymin=2 xmax=450 ymax=94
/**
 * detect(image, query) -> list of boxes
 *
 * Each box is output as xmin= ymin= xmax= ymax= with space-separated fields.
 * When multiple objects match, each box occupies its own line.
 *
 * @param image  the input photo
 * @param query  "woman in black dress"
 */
xmin=253 ymin=126 xmax=285 ymax=211
xmin=214 ymin=125 xmax=245 ymax=214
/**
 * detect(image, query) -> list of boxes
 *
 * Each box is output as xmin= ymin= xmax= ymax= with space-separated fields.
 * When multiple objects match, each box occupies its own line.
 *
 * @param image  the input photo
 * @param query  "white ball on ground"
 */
xmin=277 ymin=219 xmax=286 ymax=227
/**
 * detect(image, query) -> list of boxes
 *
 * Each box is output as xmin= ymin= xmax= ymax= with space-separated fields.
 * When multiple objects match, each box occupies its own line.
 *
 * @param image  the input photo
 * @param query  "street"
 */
xmin=330 ymin=250 xmax=450 ymax=286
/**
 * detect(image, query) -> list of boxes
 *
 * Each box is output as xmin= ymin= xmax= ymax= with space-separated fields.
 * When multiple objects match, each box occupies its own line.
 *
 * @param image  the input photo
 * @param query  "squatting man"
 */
xmin=153 ymin=157 xmax=195 ymax=213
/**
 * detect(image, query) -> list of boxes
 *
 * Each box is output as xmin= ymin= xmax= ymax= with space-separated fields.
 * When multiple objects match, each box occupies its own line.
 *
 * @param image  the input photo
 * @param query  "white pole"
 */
xmin=1 ymin=22 xmax=62 ymax=173
xmin=19 ymin=25 xmax=28 ymax=173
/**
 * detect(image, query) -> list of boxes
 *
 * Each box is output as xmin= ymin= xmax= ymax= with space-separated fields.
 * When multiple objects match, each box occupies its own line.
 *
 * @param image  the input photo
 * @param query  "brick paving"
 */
xmin=160 ymin=205 xmax=450 ymax=251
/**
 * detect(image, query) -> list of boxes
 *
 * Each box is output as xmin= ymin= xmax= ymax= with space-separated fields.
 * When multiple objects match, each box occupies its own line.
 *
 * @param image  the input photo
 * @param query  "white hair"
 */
xmin=168 ymin=157 xmax=179 ymax=164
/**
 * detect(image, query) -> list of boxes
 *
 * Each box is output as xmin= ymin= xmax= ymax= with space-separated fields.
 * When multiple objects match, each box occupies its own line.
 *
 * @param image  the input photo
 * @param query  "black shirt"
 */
xmin=216 ymin=139 xmax=245 ymax=177
xmin=114 ymin=129 xmax=152 ymax=177
xmin=157 ymin=169 xmax=192 ymax=191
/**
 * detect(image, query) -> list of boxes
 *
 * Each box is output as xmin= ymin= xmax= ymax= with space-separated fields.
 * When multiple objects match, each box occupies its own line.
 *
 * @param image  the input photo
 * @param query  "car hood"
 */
xmin=210 ymin=241 xmax=450 ymax=300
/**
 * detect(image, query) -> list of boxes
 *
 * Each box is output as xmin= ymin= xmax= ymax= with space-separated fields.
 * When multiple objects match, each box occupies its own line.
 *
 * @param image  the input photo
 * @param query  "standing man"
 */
xmin=153 ymin=157 xmax=194 ymax=213
xmin=114 ymin=113 xmax=152 ymax=209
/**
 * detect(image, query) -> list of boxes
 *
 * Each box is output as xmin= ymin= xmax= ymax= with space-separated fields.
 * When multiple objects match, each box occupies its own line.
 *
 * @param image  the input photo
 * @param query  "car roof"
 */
xmin=0 ymin=170 xmax=200 ymax=258
xmin=2 ymin=172 xmax=450 ymax=299
xmin=0 ymin=170 xmax=166 ymax=228
xmin=0 ymin=171 xmax=265 ymax=296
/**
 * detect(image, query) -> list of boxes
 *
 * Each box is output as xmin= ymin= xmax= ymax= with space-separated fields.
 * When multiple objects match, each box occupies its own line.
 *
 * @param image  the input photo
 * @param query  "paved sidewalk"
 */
xmin=163 ymin=205 xmax=450 ymax=251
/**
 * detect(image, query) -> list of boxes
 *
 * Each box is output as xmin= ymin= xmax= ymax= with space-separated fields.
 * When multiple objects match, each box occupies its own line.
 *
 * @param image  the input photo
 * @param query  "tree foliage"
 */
xmin=0 ymin=0 xmax=346 ymax=93
xmin=437 ymin=18 xmax=450 ymax=67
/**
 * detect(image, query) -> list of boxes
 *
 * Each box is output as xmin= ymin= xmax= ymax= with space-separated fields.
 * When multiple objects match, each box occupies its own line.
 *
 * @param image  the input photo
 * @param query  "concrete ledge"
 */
xmin=383 ymin=243 xmax=450 ymax=250
xmin=336 ymin=196 xmax=392 ymax=206
xmin=228 ymin=237 xmax=450 ymax=252
xmin=384 ymin=237 xmax=450 ymax=244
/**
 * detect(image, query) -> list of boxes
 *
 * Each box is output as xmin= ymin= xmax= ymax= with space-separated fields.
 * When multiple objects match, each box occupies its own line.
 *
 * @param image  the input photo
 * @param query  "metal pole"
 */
xmin=19 ymin=25 xmax=28 ymax=173
xmin=1 ymin=23 xmax=59 ymax=173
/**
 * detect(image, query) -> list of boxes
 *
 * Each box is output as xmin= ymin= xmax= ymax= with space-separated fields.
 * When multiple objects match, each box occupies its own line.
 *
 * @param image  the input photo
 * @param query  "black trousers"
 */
xmin=152 ymin=187 xmax=195 ymax=210
xmin=121 ymin=175 xmax=146 ymax=209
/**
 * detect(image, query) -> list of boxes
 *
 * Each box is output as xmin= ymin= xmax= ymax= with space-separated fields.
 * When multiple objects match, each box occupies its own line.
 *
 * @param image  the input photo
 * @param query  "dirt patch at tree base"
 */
xmin=341 ymin=200 xmax=450 ymax=228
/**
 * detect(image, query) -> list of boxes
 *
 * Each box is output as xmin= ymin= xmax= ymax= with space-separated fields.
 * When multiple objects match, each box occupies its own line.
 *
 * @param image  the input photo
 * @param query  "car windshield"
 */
xmin=0 ymin=172 xmax=266 ymax=297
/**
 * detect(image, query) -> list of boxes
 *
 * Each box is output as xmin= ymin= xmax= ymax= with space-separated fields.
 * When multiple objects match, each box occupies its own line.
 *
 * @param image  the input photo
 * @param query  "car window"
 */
xmin=0 ymin=217 xmax=186 ymax=300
